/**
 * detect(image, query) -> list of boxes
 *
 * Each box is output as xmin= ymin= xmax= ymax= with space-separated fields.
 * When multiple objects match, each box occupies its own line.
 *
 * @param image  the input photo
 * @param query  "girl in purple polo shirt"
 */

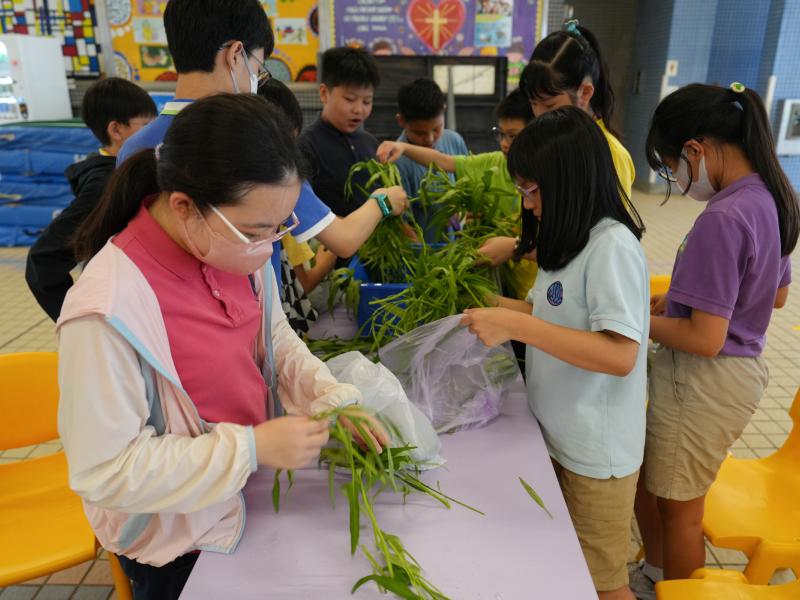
xmin=633 ymin=83 xmax=800 ymax=591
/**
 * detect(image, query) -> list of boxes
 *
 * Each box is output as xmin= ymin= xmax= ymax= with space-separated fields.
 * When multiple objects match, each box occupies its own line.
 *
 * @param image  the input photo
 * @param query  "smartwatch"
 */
xmin=370 ymin=193 xmax=393 ymax=219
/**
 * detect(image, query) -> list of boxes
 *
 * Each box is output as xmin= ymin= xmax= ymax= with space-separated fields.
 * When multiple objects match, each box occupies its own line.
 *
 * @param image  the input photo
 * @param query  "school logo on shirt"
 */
xmin=547 ymin=281 xmax=564 ymax=306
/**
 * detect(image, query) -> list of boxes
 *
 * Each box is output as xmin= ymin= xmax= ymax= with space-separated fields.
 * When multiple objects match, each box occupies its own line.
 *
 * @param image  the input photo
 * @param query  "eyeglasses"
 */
xmin=491 ymin=126 xmax=518 ymax=144
xmin=514 ymin=182 xmax=539 ymax=197
xmin=220 ymin=41 xmax=272 ymax=89
xmin=244 ymin=48 xmax=272 ymax=88
xmin=211 ymin=206 xmax=300 ymax=244
xmin=273 ymin=211 xmax=300 ymax=242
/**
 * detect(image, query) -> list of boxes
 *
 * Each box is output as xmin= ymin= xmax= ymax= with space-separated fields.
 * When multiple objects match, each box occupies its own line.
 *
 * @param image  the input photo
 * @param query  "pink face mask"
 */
xmin=180 ymin=204 xmax=298 ymax=276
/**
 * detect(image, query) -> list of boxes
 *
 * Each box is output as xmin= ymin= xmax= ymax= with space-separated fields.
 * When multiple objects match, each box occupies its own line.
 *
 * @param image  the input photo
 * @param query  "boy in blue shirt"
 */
xmin=118 ymin=0 xmax=407 ymax=290
xmin=394 ymin=78 xmax=467 ymax=242
xmin=394 ymin=78 xmax=468 ymax=196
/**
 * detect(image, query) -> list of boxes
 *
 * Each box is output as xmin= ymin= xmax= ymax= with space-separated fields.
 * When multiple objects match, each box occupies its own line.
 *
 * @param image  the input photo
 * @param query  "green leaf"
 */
xmin=344 ymin=475 xmax=361 ymax=555
xmin=286 ymin=469 xmax=295 ymax=492
xmin=351 ymin=574 xmax=420 ymax=599
xmin=272 ymin=469 xmax=282 ymax=513
xmin=519 ymin=476 xmax=554 ymax=519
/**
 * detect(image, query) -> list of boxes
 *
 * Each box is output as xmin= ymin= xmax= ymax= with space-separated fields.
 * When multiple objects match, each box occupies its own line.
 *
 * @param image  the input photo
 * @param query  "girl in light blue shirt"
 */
xmin=463 ymin=107 xmax=649 ymax=600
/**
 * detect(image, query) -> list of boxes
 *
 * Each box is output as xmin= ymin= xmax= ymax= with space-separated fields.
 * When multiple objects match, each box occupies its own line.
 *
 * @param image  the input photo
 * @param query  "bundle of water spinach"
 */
xmin=345 ymin=160 xmax=416 ymax=283
xmin=272 ymin=407 xmax=483 ymax=599
xmin=366 ymin=242 xmax=500 ymax=347
xmin=416 ymin=163 xmax=519 ymax=239
xmin=327 ymin=267 xmax=361 ymax=317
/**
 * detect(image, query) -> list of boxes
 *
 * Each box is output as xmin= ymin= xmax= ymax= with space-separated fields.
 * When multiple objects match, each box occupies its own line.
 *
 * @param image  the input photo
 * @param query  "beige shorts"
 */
xmin=553 ymin=462 xmax=638 ymax=592
xmin=644 ymin=347 xmax=768 ymax=501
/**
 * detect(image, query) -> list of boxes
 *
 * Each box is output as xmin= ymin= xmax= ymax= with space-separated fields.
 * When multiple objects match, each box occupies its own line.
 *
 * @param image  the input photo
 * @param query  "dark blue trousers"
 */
xmin=118 ymin=552 xmax=199 ymax=600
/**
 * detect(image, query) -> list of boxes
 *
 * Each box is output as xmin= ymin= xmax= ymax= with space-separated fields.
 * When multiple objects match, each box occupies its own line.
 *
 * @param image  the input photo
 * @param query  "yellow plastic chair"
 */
xmin=656 ymin=568 xmax=800 ymax=599
xmin=703 ymin=387 xmax=800 ymax=584
xmin=650 ymin=274 xmax=671 ymax=297
xmin=0 ymin=352 xmax=132 ymax=599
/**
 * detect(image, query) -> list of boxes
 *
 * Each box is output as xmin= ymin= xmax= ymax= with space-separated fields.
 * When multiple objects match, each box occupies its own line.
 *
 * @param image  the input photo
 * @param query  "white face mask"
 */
xmin=229 ymin=49 xmax=258 ymax=95
xmin=675 ymin=156 xmax=716 ymax=202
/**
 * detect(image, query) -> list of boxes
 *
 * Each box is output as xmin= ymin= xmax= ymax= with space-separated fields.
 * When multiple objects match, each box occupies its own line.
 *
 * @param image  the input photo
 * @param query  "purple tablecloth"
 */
xmin=181 ymin=385 xmax=595 ymax=599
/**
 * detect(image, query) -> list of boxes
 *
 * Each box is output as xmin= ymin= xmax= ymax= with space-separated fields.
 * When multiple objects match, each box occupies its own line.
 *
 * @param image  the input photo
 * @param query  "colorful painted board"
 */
xmin=0 ymin=0 xmax=101 ymax=77
xmin=110 ymin=0 xmax=320 ymax=83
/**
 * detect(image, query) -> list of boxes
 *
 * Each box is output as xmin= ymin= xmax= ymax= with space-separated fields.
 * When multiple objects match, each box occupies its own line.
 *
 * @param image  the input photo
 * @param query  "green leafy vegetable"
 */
xmin=328 ymin=268 xmax=362 ymax=317
xmin=271 ymin=407 xmax=483 ymax=599
xmin=366 ymin=242 xmax=500 ymax=349
xmin=519 ymin=476 xmax=554 ymax=519
xmin=416 ymin=163 xmax=520 ymax=241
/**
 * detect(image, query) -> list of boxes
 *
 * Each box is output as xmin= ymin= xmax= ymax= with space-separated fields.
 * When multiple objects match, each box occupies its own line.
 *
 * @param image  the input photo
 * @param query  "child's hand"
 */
xmin=522 ymin=248 xmax=537 ymax=262
xmin=374 ymin=185 xmax=410 ymax=216
xmin=376 ymin=141 xmax=406 ymax=164
xmin=400 ymin=222 xmax=420 ymax=241
xmin=253 ymin=416 xmax=330 ymax=469
xmin=650 ymin=294 xmax=667 ymax=316
xmin=338 ymin=406 xmax=390 ymax=454
xmin=314 ymin=246 xmax=338 ymax=270
xmin=478 ymin=236 xmax=517 ymax=266
xmin=461 ymin=307 xmax=515 ymax=347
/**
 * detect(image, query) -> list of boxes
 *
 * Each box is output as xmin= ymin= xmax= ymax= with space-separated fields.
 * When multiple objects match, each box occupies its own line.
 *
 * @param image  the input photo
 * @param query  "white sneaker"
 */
xmin=628 ymin=560 xmax=657 ymax=600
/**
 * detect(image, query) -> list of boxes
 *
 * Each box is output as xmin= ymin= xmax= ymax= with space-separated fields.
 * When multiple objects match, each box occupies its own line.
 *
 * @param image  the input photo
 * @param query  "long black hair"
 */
xmin=646 ymin=83 xmax=800 ymax=257
xmin=508 ymin=107 xmax=644 ymax=271
xmin=75 ymin=94 xmax=305 ymax=261
xmin=520 ymin=22 xmax=617 ymax=136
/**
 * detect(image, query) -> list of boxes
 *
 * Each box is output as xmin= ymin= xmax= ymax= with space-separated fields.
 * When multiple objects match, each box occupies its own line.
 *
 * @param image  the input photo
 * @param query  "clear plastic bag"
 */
xmin=378 ymin=315 xmax=520 ymax=433
xmin=326 ymin=352 xmax=443 ymax=467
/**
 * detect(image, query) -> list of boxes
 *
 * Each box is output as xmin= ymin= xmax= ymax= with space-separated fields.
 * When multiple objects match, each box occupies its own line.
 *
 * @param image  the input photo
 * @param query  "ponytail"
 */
xmin=646 ymin=83 xmax=799 ymax=256
xmin=574 ymin=24 xmax=615 ymax=135
xmin=74 ymin=149 xmax=159 ymax=262
xmin=520 ymin=20 xmax=618 ymax=136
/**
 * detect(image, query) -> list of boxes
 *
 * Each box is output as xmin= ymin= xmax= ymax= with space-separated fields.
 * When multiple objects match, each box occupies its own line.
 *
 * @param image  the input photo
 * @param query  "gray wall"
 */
xmin=560 ymin=0 xmax=639 ymax=137
xmin=623 ymin=0 xmax=675 ymax=190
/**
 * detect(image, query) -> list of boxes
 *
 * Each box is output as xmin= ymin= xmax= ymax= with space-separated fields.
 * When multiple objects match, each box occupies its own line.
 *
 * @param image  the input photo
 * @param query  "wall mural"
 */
xmin=109 ymin=0 xmax=321 ymax=83
xmin=330 ymin=0 xmax=541 ymax=86
xmin=0 ymin=0 xmax=101 ymax=77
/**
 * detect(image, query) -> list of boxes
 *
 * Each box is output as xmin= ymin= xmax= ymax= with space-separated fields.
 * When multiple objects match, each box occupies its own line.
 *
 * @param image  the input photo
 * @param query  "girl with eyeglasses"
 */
xmin=633 ymin=82 xmax=798 ymax=590
xmin=463 ymin=107 xmax=648 ymax=600
xmin=59 ymin=94 xmax=387 ymax=599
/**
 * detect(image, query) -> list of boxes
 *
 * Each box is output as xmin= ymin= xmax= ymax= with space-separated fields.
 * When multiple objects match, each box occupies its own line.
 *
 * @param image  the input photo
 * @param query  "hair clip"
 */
xmin=564 ymin=19 xmax=581 ymax=36
xmin=154 ymin=143 xmax=163 ymax=161
xmin=729 ymin=81 xmax=745 ymax=94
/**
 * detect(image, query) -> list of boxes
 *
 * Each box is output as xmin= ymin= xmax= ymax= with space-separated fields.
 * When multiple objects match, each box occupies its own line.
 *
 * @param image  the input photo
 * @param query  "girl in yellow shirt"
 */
xmin=521 ymin=19 xmax=635 ymax=195
xmin=477 ymin=20 xmax=636 ymax=301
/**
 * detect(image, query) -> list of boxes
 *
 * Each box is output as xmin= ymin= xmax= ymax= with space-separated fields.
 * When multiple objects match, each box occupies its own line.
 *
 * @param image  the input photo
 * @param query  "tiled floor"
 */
xmin=1 ymin=190 xmax=798 ymax=597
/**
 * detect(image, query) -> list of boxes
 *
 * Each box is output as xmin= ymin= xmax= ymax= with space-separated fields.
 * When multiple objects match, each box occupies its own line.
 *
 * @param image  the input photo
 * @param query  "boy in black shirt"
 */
xmin=298 ymin=47 xmax=381 ymax=217
xmin=25 ymin=78 xmax=156 ymax=320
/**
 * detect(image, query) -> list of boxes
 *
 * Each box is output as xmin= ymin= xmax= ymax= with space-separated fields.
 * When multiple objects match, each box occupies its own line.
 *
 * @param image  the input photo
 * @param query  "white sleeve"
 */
xmin=58 ymin=315 xmax=257 ymax=514
xmin=269 ymin=276 xmax=362 ymax=416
